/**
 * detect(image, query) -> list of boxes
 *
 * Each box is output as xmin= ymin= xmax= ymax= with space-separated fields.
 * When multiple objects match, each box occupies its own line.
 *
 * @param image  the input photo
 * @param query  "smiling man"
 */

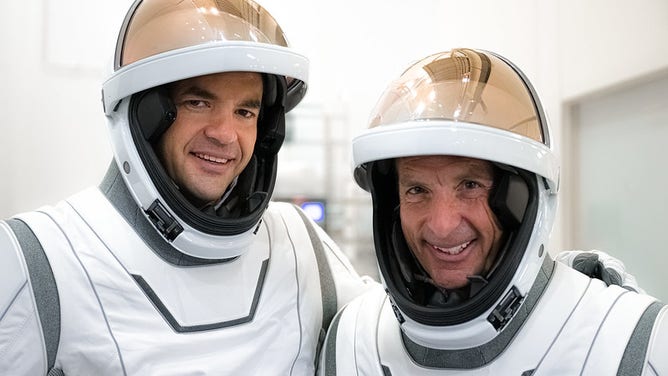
xmin=159 ymin=72 xmax=263 ymax=208
xmin=0 ymin=1 xmax=370 ymax=375
xmin=319 ymin=48 xmax=667 ymax=375
xmin=396 ymin=155 xmax=503 ymax=291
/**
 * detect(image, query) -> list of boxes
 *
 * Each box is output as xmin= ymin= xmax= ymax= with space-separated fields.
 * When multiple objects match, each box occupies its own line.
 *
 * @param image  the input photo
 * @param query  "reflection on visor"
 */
xmin=368 ymin=48 xmax=546 ymax=144
xmin=115 ymin=0 xmax=289 ymax=69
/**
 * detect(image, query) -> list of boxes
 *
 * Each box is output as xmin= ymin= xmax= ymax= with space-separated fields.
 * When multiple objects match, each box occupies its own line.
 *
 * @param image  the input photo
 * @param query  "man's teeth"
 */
xmin=434 ymin=241 xmax=471 ymax=255
xmin=196 ymin=153 xmax=229 ymax=164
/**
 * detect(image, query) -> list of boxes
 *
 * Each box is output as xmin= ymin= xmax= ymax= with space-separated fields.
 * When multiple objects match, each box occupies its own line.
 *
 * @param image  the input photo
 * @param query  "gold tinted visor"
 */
xmin=115 ymin=0 xmax=289 ymax=69
xmin=368 ymin=48 xmax=546 ymax=144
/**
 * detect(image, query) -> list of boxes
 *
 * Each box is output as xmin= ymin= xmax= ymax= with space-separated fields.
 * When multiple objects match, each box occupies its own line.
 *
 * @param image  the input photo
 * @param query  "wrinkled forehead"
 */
xmin=394 ymin=156 xmax=499 ymax=189
xmin=396 ymin=155 xmax=494 ymax=174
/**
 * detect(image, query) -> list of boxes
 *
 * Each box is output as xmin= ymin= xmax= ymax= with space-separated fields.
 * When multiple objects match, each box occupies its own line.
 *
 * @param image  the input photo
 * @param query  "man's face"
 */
xmin=396 ymin=155 xmax=504 ymax=289
xmin=157 ymin=71 xmax=263 ymax=207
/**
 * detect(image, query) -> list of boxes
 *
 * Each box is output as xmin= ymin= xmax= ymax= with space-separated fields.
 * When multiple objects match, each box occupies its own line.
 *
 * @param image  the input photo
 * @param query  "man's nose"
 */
xmin=425 ymin=191 xmax=464 ymax=235
xmin=203 ymin=112 xmax=238 ymax=144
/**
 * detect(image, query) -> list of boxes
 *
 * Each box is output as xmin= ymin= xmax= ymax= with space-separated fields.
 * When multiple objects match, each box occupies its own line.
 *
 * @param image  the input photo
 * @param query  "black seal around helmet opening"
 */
xmin=367 ymin=159 xmax=539 ymax=326
xmin=126 ymin=74 xmax=287 ymax=238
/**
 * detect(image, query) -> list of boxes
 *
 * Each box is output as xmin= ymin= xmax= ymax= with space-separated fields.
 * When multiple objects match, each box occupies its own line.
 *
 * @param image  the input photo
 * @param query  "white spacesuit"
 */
xmin=0 ymin=1 xmax=369 ymax=375
xmin=318 ymin=48 xmax=668 ymax=375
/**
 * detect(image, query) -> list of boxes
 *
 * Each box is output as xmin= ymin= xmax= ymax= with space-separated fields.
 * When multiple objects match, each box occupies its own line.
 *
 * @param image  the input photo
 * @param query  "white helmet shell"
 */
xmin=352 ymin=48 xmax=558 ymax=349
xmin=102 ymin=0 xmax=309 ymax=259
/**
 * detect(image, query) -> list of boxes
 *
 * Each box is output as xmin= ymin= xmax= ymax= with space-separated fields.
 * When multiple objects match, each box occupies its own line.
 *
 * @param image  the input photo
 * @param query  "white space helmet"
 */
xmin=352 ymin=48 xmax=559 ymax=349
xmin=101 ymin=0 xmax=308 ymax=259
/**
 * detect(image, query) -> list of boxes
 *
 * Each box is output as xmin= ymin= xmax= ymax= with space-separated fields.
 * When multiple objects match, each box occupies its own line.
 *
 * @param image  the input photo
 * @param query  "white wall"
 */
xmin=570 ymin=75 xmax=668 ymax=301
xmin=0 ymin=0 xmax=130 ymax=215
xmin=556 ymin=0 xmax=668 ymax=253
xmin=1 ymin=0 xmax=667 ymax=278
xmin=558 ymin=0 xmax=668 ymax=100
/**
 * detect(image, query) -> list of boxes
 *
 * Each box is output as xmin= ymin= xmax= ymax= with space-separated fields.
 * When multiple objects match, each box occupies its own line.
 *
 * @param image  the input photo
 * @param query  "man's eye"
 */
xmin=458 ymin=180 xmax=491 ymax=199
xmin=401 ymin=186 xmax=427 ymax=204
xmin=406 ymin=186 xmax=426 ymax=195
xmin=187 ymin=100 xmax=207 ymax=107
xmin=179 ymin=99 xmax=209 ymax=109
xmin=237 ymin=109 xmax=257 ymax=119
xmin=463 ymin=181 xmax=482 ymax=189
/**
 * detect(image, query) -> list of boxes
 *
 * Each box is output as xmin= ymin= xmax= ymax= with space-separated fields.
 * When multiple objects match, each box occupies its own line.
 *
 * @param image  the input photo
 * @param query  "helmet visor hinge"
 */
xmin=146 ymin=199 xmax=184 ymax=241
xmin=487 ymin=286 xmax=523 ymax=331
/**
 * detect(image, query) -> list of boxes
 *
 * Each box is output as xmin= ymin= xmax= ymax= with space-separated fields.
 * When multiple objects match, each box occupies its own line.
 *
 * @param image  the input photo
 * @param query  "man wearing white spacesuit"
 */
xmin=318 ymin=48 xmax=668 ymax=375
xmin=0 ymin=0 xmax=370 ymax=374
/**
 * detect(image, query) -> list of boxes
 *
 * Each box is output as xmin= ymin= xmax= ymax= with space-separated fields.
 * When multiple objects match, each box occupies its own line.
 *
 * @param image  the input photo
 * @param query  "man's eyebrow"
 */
xmin=176 ymin=86 xmax=262 ymax=108
xmin=240 ymin=99 xmax=262 ymax=109
xmin=178 ymin=85 xmax=216 ymax=100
